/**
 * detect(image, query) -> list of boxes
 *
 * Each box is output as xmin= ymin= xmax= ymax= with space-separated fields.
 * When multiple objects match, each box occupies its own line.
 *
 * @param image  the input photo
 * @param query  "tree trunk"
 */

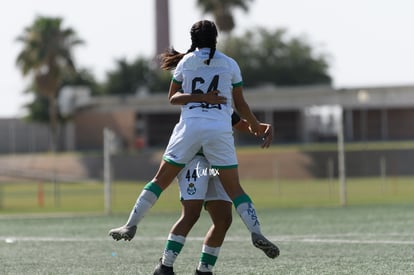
xmin=155 ymin=0 xmax=170 ymax=57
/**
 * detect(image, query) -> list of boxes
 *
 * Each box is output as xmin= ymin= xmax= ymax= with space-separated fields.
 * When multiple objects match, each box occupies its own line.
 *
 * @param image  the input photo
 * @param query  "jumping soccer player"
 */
xmin=153 ymin=112 xmax=273 ymax=275
xmin=109 ymin=20 xmax=279 ymax=274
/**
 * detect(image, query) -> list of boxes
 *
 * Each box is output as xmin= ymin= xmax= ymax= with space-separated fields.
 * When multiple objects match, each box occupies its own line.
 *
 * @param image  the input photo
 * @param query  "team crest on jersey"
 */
xmin=187 ymin=183 xmax=196 ymax=195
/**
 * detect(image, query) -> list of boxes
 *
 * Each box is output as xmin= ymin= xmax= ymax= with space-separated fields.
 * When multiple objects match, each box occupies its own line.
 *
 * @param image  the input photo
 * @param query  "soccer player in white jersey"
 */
xmin=109 ymin=20 xmax=279 ymax=274
xmin=153 ymin=112 xmax=273 ymax=275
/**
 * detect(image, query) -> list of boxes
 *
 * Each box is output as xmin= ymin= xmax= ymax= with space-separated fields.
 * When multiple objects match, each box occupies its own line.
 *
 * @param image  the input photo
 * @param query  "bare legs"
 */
xmin=110 ymin=160 xmax=183 ymax=239
xmin=161 ymin=199 xmax=232 ymax=272
xmin=151 ymin=160 xmax=184 ymax=190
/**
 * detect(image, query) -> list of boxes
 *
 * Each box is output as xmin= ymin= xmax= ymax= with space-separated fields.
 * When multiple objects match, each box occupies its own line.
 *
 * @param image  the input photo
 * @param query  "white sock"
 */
xmin=197 ymin=245 xmax=221 ymax=272
xmin=236 ymin=202 xmax=262 ymax=234
xmin=125 ymin=189 xmax=158 ymax=227
xmin=162 ymin=233 xmax=186 ymax=267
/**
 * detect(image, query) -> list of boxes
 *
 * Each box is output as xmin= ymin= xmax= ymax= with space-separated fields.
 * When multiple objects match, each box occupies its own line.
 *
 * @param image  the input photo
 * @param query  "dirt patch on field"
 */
xmin=237 ymin=150 xmax=313 ymax=179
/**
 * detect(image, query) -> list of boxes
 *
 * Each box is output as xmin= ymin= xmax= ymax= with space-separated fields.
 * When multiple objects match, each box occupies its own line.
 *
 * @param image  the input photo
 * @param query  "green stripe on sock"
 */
xmin=232 ymin=194 xmax=252 ymax=208
xmin=144 ymin=182 xmax=163 ymax=198
xmin=165 ymin=240 xmax=184 ymax=253
xmin=200 ymin=252 xmax=218 ymax=266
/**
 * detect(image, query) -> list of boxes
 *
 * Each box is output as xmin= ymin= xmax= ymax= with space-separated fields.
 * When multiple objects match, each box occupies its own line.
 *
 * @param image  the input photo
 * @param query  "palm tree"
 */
xmin=16 ymin=16 xmax=83 ymax=151
xmin=196 ymin=0 xmax=254 ymax=33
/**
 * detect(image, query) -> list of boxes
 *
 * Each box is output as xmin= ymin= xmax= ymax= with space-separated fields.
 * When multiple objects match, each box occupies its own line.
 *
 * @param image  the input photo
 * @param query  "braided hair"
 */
xmin=190 ymin=20 xmax=217 ymax=65
xmin=159 ymin=20 xmax=218 ymax=70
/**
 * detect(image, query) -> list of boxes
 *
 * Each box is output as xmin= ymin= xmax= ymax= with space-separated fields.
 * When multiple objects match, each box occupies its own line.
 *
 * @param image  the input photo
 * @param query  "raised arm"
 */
xmin=232 ymin=86 xmax=264 ymax=137
xmin=233 ymin=114 xmax=273 ymax=148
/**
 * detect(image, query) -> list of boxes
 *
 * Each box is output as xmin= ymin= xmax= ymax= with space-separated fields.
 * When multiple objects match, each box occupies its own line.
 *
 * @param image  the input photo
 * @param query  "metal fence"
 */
xmin=0 ymin=118 xmax=75 ymax=153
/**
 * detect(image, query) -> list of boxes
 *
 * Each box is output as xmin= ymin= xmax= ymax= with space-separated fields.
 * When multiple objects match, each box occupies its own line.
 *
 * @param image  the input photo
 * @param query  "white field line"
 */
xmin=294 ymin=238 xmax=414 ymax=245
xmin=1 ymin=235 xmax=414 ymax=245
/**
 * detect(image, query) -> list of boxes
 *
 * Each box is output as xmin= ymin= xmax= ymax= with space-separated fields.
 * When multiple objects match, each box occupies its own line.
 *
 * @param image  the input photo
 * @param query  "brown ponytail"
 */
xmin=159 ymin=43 xmax=197 ymax=71
xmin=159 ymin=48 xmax=184 ymax=71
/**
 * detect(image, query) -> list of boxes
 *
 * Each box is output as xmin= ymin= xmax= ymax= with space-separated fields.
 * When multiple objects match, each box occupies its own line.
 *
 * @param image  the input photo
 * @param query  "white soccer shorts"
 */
xmin=177 ymin=155 xmax=232 ymax=202
xmin=163 ymin=117 xmax=238 ymax=168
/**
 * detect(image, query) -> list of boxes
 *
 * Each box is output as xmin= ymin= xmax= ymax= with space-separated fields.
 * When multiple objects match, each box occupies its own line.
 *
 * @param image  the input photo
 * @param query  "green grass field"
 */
xmin=1 ymin=177 xmax=414 ymax=213
xmin=0 ymin=177 xmax=414 ymax=274
xmin=1 ymin=205 xmax=413 ymax=274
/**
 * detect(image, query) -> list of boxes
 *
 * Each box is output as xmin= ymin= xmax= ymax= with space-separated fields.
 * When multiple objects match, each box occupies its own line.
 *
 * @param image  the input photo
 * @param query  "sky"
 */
xmin=1 ymin=0 xmax=413 ymax=118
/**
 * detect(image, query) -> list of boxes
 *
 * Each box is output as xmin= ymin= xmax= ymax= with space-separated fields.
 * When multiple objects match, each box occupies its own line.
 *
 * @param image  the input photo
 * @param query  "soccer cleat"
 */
xmin=153 ymin=259 xmax=175 ymax=275
xmin=194 ymin=270 xmax=213 ymax=275
xmin=251 ymin=232 xmax=280 ymax=259
xmin=108 ymin=225 xmax=137 ymax=241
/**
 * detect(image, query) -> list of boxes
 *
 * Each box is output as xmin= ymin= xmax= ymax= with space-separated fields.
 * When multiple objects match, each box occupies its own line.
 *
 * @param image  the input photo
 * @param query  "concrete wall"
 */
xmin=74 ymin=109 xmax=136 ymax=151
xmin=347 ymin=107 xmax=414 ymax=141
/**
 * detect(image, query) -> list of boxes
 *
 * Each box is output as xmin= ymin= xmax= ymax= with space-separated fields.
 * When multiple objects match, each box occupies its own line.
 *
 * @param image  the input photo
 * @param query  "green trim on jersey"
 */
xmin=211 ymin=164 xmax=238 ymax=169
xmin=163 ymin=156 xmax=186 ymax=167
xmin=172 ymin=77 xmax=182 ymax=84
xmin=232 ymin=193 xmax=252 ymax=208
xmin=232 ymin=81 xmax=243 ymax=87
xmin=143 ymin=182 xmax=163 ymax=198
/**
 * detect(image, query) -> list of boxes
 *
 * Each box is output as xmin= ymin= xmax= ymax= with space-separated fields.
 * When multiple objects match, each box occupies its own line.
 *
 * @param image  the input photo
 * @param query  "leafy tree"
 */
xmin=196 ymin=0 xmax=253 ymax=33
xmin=60 ymin=68 xmax=102 ymax=96
xmin=102 ymin=57 xmax=170 ymax=95
xmin=220 ymin=28 xmax=332 ymax=86
xmin=24 ymin=94 xmax=50 ymax=122
xmin=16 ymin=16 xmax=83 ymax=151
xmin=24 ymin=68 xmax=100 ymax=124
xmin=147 ymin=68 xmax=173 ymax=93
xmin=103 ymin=58 xmax=148 ymax=95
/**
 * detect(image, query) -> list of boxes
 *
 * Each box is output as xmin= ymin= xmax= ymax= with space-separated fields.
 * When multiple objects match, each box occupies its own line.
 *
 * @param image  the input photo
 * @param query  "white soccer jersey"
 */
xmin=164 ymin=48 xmax=242 ymax=167
xmin=172 ymin=48 xmax=243 ymax=124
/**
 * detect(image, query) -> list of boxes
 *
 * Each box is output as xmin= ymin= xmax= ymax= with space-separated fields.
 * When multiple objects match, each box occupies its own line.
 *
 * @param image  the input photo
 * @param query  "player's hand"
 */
xmin=248 ymin=121 xmax=264 ymax=137
xmin=259 ymin=123 xmax=273 ymax=148
xmin=202 ymin=90 xmax=227 ymax=104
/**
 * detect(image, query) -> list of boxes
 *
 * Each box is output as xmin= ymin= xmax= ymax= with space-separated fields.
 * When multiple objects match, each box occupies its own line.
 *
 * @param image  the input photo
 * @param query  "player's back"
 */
xmin=177 ymin=48 xmax=241 ymax=122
